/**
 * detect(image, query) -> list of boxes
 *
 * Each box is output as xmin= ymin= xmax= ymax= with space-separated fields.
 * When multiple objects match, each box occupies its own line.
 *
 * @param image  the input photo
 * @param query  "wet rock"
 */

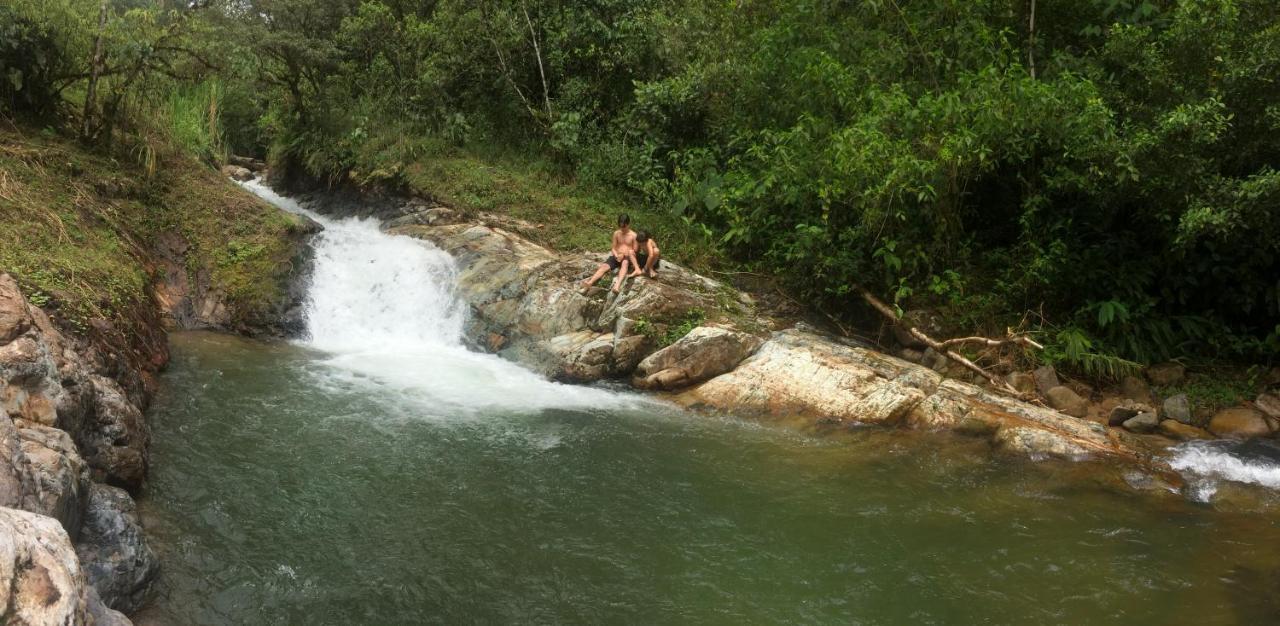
xmin=1255 ymin=393 xmax=1280 ymax=420
xmin=1145 ymin=362 xmax=1185 ymax=387
xmin=1158 ymin=419 xmax=1213 ymax=441
xmin=82 ymin=376 xmax=150 ymax=489
xmin=1119 ymin=375 xmax=1153 ymax=404
xmin=1108 ymin=400 xmax=1155 ymax=427
xmin=1033 ymin=365 xmax=1060 ymax=396
xmin=227 ymin=154 xmax=266 ymax=172
xmin=220 ymin=164 xmax=253 ymax=181
xmin=1163 ymin=393 xmax=1193 ymax=425
xmin=76 ymin=484 xmax=158 ymax=614
xmin=0 ymin=507 xmax=92 ymax=625
xmin=677 ymin=329 xmax=931 ymax=425
xmin=993 ymin=426 xmax=1090 ymax=459
xmin=1045 ymin=385 xmax=1088 ymax=417
xmin=1121 ymin=411 xmax=1159 ymax=433
xmin=1207 ymin=407 xmax=1271 ymax=439
xmin=633 ymin=326 xmax=762 ymax=391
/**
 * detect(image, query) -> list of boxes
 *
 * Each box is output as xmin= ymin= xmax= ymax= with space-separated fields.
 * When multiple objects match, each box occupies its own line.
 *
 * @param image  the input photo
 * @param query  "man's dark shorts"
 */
xmin=605 ymin=255 xmax=625 ymax=271
xmin=635 ymin=253 xmax=660 ymax=271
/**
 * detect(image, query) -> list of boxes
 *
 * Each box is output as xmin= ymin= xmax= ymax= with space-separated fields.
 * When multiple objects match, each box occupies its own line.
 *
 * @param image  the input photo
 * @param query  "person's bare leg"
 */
xmin=611 ymin=260 xmax=630 ymax=292
xmin=582 ymin=263 xmax=609 ymax=289
xmin=627 ymin=252 xmax=642 ymax=277
xmin=645 ymin=252 xmax=660 ymax=278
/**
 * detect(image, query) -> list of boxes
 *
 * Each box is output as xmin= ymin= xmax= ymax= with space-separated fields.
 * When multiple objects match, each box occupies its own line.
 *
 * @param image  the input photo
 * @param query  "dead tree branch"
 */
xmin=853 ymin=283 xmax=1037 ymax=397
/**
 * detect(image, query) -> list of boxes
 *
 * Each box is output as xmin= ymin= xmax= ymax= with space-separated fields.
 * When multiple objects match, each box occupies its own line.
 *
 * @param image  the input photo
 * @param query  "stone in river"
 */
xmin=1157 ymin=419 xmax=1213 ymax=441
xmin=1207 ymin=407 xmax=1272 ymax=439
xmin=1121 ymin=411 xmax=1159 ymax=434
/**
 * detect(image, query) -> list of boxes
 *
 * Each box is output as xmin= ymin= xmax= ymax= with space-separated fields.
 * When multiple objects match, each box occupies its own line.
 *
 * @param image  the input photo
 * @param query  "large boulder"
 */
xmin=1044 ymin=385 xmax=1088 ymax=418
xmin=220 ymin=164 xmax=253 ymax=181
xmin=1207 ymin=407 xmax=1272 ymax=439
xmin=80 ymin=376 xmax=149 ymax=489
xmin=76 ymin=484 xmax=157 ymax=614
xmin=1032 ymin=365 xmax=1060 ymax=396
xmin=633 ymin=326 xmax=762 ymax=390
xmin=16 ymin=423 xmax=91 ymax=539
xmin=1158 ymin=419 xmax=1213 ymax=441
xmin=0 ymin=506 xmax=129 ymax=626
xmin=1163 ymin=393 xmax=1193 ymax=425
xmin=677 ymin=329 xmax=933 ymax=425
xmin=1121 ymin=411 xmax=1159 ymax=434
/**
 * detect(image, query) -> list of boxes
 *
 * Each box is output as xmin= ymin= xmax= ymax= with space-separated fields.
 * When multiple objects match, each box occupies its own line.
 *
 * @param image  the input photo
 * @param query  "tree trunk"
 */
xmin=81 ymin=0 xmax=109 ymax=143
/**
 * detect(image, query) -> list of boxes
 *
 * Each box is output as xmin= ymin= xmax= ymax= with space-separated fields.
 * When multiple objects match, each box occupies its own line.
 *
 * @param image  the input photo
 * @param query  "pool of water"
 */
xmin=137 ymin=331 xmax=1280 ymax=625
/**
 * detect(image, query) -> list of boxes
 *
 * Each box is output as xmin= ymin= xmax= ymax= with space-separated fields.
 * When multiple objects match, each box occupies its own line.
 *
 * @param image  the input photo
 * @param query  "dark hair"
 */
xmin=617 ymin=214 xmax=631 ymax=227
xmin=636 ymin=231 xmax=650 ymax=243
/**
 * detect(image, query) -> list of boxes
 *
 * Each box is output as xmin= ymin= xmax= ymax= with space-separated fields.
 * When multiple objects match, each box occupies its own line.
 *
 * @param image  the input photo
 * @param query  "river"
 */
xmin=135 ymin=182 xmax=1280 ymax=624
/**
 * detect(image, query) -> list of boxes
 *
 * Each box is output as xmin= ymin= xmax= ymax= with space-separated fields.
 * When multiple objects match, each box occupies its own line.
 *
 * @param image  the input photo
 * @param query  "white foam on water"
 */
xmin=1167 ymin=440 xmax=1280 ymax=499
xmin=236 ymin=178 xmax=645 ymax=416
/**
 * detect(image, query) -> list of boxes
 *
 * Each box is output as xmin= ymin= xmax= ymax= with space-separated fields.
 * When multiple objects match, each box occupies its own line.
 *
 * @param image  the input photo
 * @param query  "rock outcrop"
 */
xmin=75 ymin=484 xmax=158 ymax=615
xmin=1 ymin=506 xmax=129 ymax=626
xmin=1 ymin=274 xmax=159 ymax=623
xmin=330 ymin=207 xmax=1176 ymax=466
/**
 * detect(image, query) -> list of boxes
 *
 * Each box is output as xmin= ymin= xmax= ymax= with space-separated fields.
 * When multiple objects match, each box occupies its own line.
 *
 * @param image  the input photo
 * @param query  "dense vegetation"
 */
xmin=3 ymin=0 xmax=1278 ymax=377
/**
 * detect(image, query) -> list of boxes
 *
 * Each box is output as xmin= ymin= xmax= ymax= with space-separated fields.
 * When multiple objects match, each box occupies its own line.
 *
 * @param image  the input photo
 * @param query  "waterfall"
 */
xmin=236 ymin=178 xmax=636 ymax=416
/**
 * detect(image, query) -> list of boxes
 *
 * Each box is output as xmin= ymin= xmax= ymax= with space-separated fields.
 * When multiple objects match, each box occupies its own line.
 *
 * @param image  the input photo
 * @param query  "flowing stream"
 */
xmin=137 ymin=183 xmax=1280 ymax=624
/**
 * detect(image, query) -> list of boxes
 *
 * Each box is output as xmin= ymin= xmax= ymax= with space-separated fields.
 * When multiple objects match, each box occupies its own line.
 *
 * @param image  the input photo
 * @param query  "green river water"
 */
xmin=136 ymin=332 xmax=1280 ymax=625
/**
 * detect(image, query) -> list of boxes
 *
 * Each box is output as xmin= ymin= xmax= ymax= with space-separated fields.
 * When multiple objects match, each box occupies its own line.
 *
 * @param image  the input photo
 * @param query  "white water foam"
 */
xmin=1167 ymin=440 xmax=1280 ymax=500
xmin=237 ymin=178 xmax=644 ymax=416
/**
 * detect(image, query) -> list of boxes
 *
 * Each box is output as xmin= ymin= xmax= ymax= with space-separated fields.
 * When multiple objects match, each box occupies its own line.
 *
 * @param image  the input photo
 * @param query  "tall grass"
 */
xmin=167 ymin=80 xmax=226 ymax=164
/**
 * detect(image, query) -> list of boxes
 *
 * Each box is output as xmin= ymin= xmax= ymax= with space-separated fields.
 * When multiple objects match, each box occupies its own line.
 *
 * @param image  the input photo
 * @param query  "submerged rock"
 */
xmin=993 ymin=426 xmax=1090 ymax=459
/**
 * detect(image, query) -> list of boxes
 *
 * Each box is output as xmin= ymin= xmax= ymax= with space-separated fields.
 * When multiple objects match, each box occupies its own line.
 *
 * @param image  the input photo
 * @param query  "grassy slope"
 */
xmin=0 ymin=125 xmax=306 ymax=331
xmin=398 ymin=150 xmax=721 ymax=273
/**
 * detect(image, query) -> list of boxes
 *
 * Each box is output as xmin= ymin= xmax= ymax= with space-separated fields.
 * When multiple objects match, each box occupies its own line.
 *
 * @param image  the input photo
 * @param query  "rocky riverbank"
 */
xmin=287 ymin=186 xmax=1266 ymax=482
xmin=2 ymin=136 xmax=314 ymax=623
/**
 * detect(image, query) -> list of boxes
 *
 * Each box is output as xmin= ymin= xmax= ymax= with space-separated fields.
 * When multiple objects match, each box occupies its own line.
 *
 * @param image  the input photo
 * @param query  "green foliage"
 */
xmin=167 ymin=80 xmax=227 ymax=164
xmin=12 ymin=0 xmax=1277 ymax=375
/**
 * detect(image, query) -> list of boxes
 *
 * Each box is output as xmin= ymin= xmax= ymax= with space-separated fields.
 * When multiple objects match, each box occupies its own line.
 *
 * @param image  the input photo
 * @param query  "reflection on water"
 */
xmin=137 ymin=332 xmax=1280 ymax=625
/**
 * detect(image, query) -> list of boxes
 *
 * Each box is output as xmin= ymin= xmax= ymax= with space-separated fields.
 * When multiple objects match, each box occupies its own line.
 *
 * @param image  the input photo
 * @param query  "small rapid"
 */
xmin=236 ymin=179 xmax=641 ymax=417
xmin=1168 ymin=439 xmax=1280 ymax=501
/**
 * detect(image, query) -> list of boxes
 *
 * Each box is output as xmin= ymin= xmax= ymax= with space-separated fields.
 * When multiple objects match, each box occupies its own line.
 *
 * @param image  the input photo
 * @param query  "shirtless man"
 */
xmin=629 ymin=231 xmax=661 ymax=278
xmin=581 ymin=214 xmax=639 ymax=293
